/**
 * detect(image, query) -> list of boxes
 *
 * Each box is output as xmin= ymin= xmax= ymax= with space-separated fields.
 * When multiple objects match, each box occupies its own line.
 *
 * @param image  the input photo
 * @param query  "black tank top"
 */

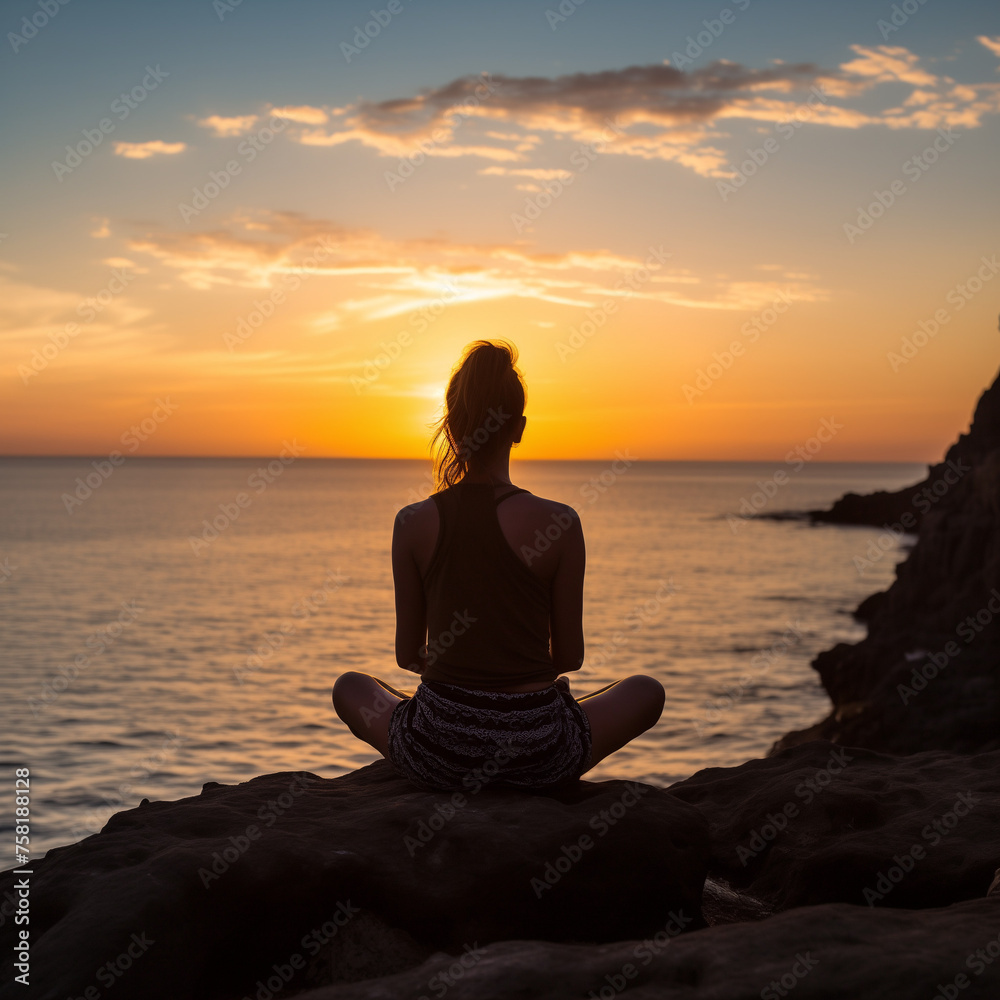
xmin=420 ymin=480 xmax=556 ymax=688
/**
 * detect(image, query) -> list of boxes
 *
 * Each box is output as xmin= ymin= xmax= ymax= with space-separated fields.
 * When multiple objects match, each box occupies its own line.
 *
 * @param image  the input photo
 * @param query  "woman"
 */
xmin=332 ymin=339 xmax=664 ymax=790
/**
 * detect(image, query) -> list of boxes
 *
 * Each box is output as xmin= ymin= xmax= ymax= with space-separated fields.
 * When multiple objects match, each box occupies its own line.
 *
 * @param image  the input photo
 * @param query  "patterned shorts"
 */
xmin=386 ymin=678 xmax=593 ymax=792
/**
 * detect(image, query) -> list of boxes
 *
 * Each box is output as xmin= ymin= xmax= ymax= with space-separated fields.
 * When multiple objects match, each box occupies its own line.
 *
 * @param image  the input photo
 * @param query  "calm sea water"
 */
xmin=0 ymin=457 xmax=926 ymax=861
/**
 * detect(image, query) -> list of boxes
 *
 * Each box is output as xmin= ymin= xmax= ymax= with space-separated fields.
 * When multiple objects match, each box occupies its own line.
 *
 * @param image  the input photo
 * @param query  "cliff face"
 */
xmin=808 ymin=365 xmax=1000 ymax=531
xmin=776 ymin=366 xmax=1000 ymax=755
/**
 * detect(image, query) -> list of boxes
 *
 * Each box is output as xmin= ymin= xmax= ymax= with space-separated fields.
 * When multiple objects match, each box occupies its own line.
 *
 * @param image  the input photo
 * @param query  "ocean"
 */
xmin=0 ymin=456 xmax=926 ymax=861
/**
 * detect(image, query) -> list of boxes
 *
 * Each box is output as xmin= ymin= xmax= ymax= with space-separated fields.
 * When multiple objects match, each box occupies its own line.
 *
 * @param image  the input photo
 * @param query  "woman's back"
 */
xmin=394 ymin=478 xmax=585 ymax=689
xmin=401 ymin=480 xmax=576 ymax=583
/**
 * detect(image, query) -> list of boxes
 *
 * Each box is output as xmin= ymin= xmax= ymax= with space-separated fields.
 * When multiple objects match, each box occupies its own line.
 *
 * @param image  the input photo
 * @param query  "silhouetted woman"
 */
xmin=333 ymin=339 xmax=664 ymax=790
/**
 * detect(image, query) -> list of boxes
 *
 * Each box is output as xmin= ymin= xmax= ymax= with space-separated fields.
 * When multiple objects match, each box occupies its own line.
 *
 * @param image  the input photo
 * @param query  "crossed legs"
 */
xmin=331 ymin=671 xmax=665 ymax=772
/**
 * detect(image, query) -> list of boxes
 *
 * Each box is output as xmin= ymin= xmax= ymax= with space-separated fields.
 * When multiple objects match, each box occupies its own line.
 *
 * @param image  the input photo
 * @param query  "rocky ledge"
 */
xmin=1 ymin=742 xmax=998 ymax=999
xmin=298 ymin=899 xmax=1000 ymax=1000
xmin=774 ymin=364 xmax=1000 ymax=755
xmin=0 ymin=761 xmax=707 ymax=1000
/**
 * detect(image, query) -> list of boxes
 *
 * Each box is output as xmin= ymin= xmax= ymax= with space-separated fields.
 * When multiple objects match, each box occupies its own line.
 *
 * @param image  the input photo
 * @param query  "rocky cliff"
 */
xmin=775 ymin=366 xmax=1000 ymax=755
xmin=807 ymin=364 xmax=1000 ymax=530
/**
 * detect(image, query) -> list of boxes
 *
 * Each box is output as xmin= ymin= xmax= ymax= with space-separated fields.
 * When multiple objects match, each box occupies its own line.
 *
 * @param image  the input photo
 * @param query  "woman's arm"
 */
xmin=391 ymin=508 xmax=428 ymax=674
xmin=548 ymin=506 xmax=585 ymax=674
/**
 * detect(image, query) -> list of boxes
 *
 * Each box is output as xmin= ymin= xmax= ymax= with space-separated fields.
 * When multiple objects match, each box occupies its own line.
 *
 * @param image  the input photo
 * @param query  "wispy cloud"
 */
xmin=197 ymin=114 xmax=259 ymax=136
xmin=0 ymin=272 xmax=159 ymax=369
xmin=840 ymin=45 xmax=937 ymax=88
xmin=480 ymin=166 xmax=574 ymax=180
xmin=113 ymin=140 xmax=187 ymax=159
xmin=837 ymin=44 xmax=1000 ymax=128
xmin=978 ymin=35 xmax=1000 ymax=60
xmin=270 ymin=104 xmax=328 ymax=124
xmin=125 ymin=209 xmax=828 ymax=315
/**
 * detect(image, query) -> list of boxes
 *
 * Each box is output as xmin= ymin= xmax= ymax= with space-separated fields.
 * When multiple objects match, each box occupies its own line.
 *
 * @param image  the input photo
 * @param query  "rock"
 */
xmin=702 ymin=877 xmax=773 ymax=925
xmin=808 ymin=485 xmax=925 ymax=530
xmin=807 ymin=362 xmax=1000 ymax=530
xmin=0 ymin=761 xmax=708 ymax=1000
xmin=668 ymin=740 xmax=1000 ymax=912
xmin=2 ymin=745 xmax=998 ymax=999
xmin=289 ymin=897 xmax=1000 ymax=999
xmin=777 ymin=364 xmax=1000 ymax=754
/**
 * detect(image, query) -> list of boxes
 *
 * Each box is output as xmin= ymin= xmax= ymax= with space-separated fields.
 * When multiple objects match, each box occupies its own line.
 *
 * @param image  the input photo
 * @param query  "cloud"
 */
xmin=480 ymin=166 xmax=574 ymax=180
xmin=206 ymin=45 xmax=1000 ymax=179
xmin=113 ymin=140 xmax=187 ymax=159
xmin=979 ymin=35 xmax=1000 ymax=60
xmin=125 ymin=209 xmax=829 ymax=317
xmin=0 ymin=272 xmax=160 ymax=377
xmin=840 ymin=45 xmax=937 ymax=87
xmin=128 ymin=210 xmax=385 ymax=291
xmin=295 ymin=123 xmax=523 ymax=162
xmin=298 ymin=63 xmax=835 ymax=175
xmin=198 ymin=114 xmax=259 ymax=136
xmin=835 ymin=44 xmax=1000 ymax=129
xmin=270 ymin=104 xmax=328 ymax=124
xmin=90 ymin=217 xmax=111 ymax=239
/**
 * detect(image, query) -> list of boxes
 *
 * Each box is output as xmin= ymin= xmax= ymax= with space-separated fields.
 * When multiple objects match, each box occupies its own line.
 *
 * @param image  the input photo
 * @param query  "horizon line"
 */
xmin=0 ymin=454 xmax=932 ymax=465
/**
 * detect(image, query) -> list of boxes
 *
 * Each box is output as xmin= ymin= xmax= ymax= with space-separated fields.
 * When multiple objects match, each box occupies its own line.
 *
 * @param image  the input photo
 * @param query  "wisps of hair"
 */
xmin=430 ymin=340 xmax=526 ymax=491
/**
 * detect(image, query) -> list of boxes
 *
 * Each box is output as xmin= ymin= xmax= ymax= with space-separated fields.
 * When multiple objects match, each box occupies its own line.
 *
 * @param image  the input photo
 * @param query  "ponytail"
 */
xmin=430 ymin=340 xmax=526 ymax=490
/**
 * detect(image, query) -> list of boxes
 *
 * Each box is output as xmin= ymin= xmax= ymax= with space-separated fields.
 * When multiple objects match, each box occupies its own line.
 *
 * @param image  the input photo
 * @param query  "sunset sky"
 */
xmin=2 ymin=0 xmax=999 ymax=461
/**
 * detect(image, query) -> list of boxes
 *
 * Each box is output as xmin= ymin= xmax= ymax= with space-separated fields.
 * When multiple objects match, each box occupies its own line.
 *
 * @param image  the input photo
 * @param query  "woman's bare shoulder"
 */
xmin=504 ymin=492 xmax=582 ymax=551
xmin=517 ymin=492 xmax=581 ymax=523
xmin=394 ymin=496 xmax=439 ymax=534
